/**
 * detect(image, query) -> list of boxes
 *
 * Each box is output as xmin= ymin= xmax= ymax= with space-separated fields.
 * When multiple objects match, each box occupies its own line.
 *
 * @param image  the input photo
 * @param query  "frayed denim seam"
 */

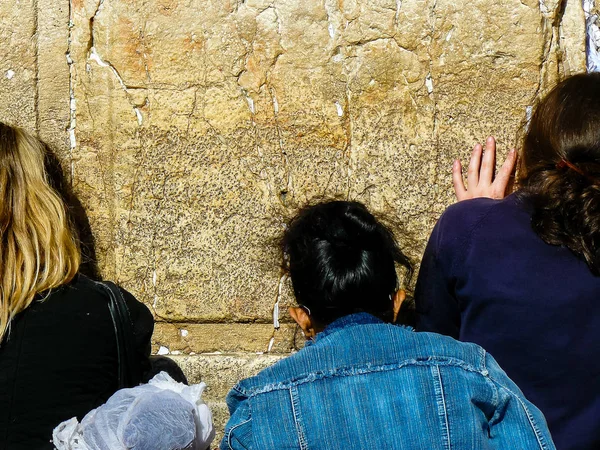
xmin=432 ymin=365 xmax=452 ymax=450
xmin=479 ymin=347 xmax=487 ymax=374
xmin=290 ymin=386 xmax=308 ymax=450
xmin=239 ymin=357 xmax=487 ymax=397
xmin=506 ymin=388 xmax=550 ymax=449
xmin=489 ymin=379 xmax=551 ymax=450
xmin=226 ymin=417 xmax=252 ymax=450
xmin=486 ymin=379 xmax=500 ymax=427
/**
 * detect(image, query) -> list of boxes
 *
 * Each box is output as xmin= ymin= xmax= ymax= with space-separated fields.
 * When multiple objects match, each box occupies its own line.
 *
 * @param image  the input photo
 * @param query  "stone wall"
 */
xmin=0 ymin=0 xmax=591 ymax=439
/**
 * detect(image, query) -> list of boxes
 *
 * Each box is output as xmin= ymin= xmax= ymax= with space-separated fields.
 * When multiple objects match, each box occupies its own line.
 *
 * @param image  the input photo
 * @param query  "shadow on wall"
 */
xmin=43 ymin=144 xmax=101 ymax=280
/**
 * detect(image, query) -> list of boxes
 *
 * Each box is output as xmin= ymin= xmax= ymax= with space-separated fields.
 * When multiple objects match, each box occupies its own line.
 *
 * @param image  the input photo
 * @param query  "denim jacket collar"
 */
xmin=308 ymin=312 xmax=413 ymax=346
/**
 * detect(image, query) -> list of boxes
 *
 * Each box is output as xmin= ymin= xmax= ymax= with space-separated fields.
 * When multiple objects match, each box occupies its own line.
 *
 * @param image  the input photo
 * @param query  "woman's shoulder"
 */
xmin=424 ymin=194 xmax=528 ymax=265
xmin=30 ymin=274 xmax=108 ymax=312
xmin=40 ymin=275 xmax=152 ymax=323
xmin=71 ymin=275 xmax=153 ymax=325
xmin=441 ymin=197 xmax=500 ymax=225
xmin=438 ymin=194 xmax=523 ymax=234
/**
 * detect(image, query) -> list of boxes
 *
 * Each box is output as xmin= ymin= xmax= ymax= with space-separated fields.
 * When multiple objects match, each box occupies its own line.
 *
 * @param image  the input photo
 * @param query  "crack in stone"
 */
xmin=86 ymin=0 xmax=145 ymax=126
xmin=321 ymin=168 xmax=336 ymax=197
xmin=241 ymin=82 xmax=273 ymax=197
xmin=343 ymin=78 xmax=353 ymax=199
xmin=530 ymin=0 xmax=564 ymax=106
xmin=32 ymin=0 xmax=40 ymax=134
xmin=183 ymin=36 xmax=229 ymax=145
xmin=268 ymin=81 xmax=294 ymax=206
xmin=66 ymin=0 xmax=76 ymax=181
xmin=86 ymin=48 xmax=145 ymax=124
xmin=185 ymin=87 xmax=200 ymax=137
xmin=346 ymin=36 xmax=396 ymax=46
xmin=233 ymin=2 xmax=290 ymax=206
xmin=87 ymin=0 xmax=105 ymax=52
xmin=272 ymin=1 xmax=283 ymax=35
xmin=555 ymin=0 xmax=569 ymax=25
xmin=395 ymin=0 xmax=403 ymax=29
xmin=138 ymin=26 xmax=152 ymax=84
xmin=324 ymin=0 xmax=342 ymax=40
xmin=323 ymin=0 xmax=355 ymax=199
xmin=554 ymin=0 xmax=569 ymax=74
xmin=267 ymin=272 xmax=287 ymax=353
xmin=425 ymin=0 xmax=441 ymax=197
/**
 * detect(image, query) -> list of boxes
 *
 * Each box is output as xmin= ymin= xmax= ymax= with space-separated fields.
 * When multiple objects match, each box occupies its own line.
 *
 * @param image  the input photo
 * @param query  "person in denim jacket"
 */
xmin=221 ymin=201 xmax=555 ymax=450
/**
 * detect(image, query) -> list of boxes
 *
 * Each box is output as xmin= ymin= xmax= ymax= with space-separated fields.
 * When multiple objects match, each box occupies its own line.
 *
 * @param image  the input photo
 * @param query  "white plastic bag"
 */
xmin=53 ymin=372 xmax=214 ymax=450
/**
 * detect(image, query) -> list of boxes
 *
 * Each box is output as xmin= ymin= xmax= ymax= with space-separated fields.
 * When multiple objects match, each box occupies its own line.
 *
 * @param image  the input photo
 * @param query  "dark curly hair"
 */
xmin=517 ymin=72 xmax=600 ymax=274
xmin=281 ymin=200 xmax=412 ymax=325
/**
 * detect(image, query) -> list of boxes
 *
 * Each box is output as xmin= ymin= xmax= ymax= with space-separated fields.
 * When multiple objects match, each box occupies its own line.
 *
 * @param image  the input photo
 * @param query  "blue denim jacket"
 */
xmin=221 ymin=313 xmax=555 ymax=450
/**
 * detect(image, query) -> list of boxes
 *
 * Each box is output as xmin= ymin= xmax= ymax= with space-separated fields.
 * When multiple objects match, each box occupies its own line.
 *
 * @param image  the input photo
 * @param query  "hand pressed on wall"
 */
xmin=452 ymin=136 xmax=517 ymax=201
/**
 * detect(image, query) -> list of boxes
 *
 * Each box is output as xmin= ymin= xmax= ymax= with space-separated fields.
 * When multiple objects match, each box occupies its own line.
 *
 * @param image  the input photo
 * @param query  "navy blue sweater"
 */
xmin=415 ymin=193 xmax=600 ymax=450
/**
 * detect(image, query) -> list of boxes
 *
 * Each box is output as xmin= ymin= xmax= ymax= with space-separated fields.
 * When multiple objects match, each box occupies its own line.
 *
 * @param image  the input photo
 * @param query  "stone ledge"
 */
xmin=152 ymin=322 xmax=302 ymax=354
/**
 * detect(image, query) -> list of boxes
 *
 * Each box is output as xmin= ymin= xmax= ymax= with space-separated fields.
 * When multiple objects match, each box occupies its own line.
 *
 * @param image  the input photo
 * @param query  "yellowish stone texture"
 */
xmin=0 ymin=0 xmax=588 ymax=438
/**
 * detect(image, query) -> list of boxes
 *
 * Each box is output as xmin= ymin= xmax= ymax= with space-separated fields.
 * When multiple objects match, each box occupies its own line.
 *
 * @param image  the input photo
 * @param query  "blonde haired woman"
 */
xmin=0 ymin=122 xmax=153 ymax=449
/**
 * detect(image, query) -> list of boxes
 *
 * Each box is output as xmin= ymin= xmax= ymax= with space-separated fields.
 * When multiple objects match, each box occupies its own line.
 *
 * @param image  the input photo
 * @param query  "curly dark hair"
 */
xmin=518 ymin=72 xmax=600 ymax=274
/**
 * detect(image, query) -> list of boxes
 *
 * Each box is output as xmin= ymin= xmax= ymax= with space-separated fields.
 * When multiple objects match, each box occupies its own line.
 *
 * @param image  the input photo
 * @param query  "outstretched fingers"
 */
xmin=452 ymin=136 xmax=516 ymax=202
xmin=452 ymin=159 xmax=468 ymax=201
xmin=493 ymin=148 xmax=517 ymax=197
xmin=480 ymin=136 xmax=496 ymax=182
xmin=467 ymin=143 xmax=483 ymax=189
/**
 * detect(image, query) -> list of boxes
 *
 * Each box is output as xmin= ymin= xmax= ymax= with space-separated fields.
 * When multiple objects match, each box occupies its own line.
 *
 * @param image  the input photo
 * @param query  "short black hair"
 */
xmin=282 ymin=200 xmax=412 ymax=325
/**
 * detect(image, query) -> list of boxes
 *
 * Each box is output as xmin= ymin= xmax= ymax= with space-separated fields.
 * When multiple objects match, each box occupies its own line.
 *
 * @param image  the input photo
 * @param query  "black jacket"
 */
xmin=0 ymin=274 xmax=153 ymax=449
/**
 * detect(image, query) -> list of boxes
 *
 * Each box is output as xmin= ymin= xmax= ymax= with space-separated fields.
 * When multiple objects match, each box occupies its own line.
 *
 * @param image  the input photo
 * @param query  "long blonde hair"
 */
xmin=0 ymin=123 xmax=80 ymax=342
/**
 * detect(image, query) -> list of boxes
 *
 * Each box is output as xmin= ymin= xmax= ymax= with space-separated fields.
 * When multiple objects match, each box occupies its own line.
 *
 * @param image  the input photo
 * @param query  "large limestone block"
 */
xmin=0 ymin=0 xmax=37 ymax=128
xmin=63 ymin=0 xmax=586 ymax=337
xmin=0 ymin=0 xmax=70 ymax=153
xmin=153 ymin=322 xmax=300 ymax=354
xmin=0 ymin=0 xmax=589 ymax=353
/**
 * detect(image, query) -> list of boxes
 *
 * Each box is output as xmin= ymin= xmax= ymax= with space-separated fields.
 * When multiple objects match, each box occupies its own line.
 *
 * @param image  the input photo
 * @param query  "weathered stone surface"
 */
xmin=170 ymin=353 xmax=283 ymax=444
xmin=37 ymin=0 xmax=72 ymax=154
xmin=62 ymin=0 xmax=587 ymax=324
xmin=0 ymin=0 xmax=590 ymax=437
xmin=0 ymin=0 xmax=37 ymax=128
